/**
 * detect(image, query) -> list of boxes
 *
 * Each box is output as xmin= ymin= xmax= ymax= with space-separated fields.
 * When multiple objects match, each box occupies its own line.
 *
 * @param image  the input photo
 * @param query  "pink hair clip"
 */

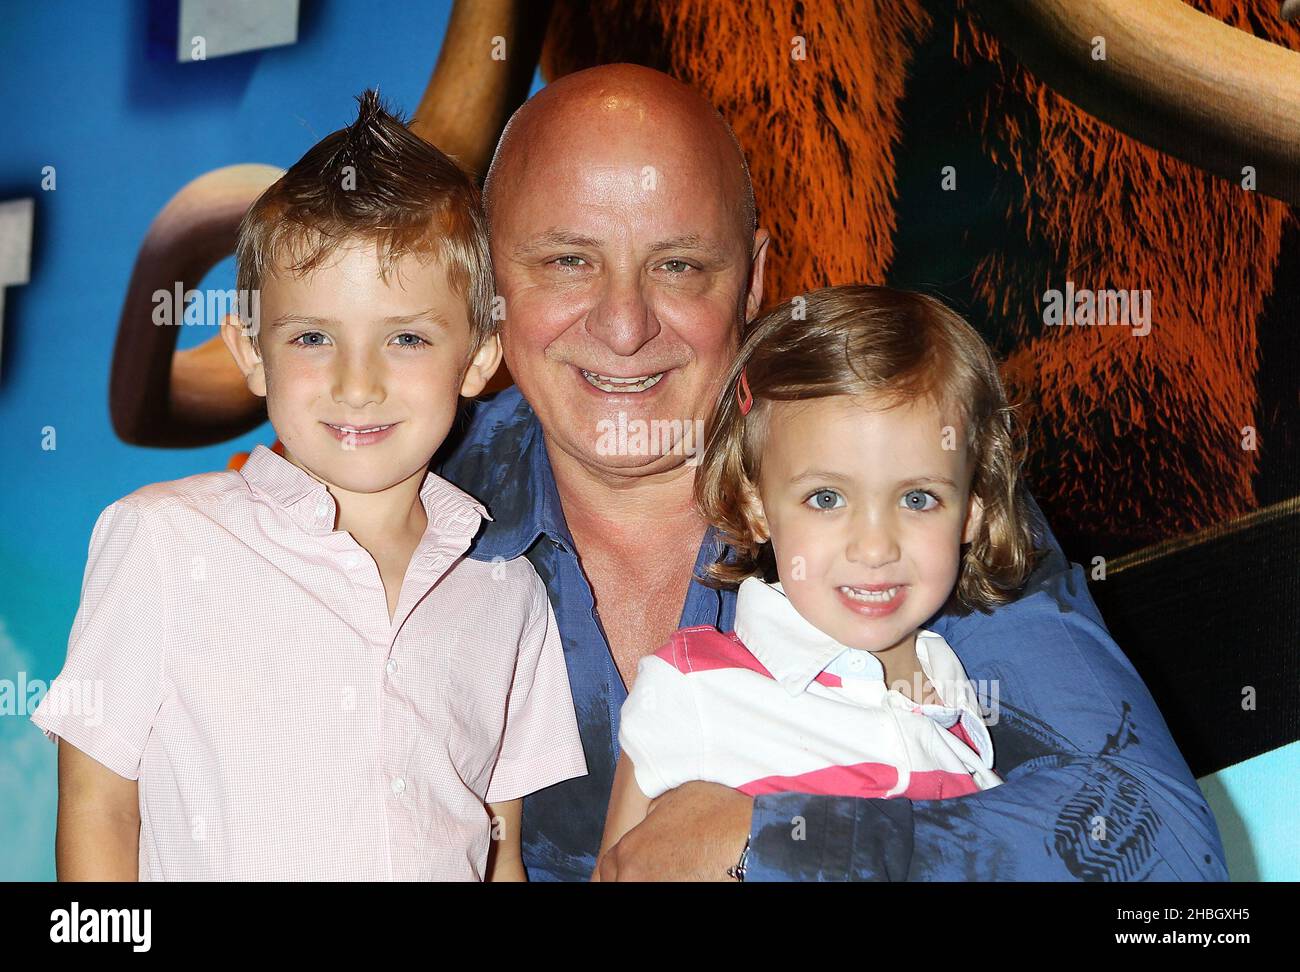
xmin=737 ymin=367 xmax=754 ymax=416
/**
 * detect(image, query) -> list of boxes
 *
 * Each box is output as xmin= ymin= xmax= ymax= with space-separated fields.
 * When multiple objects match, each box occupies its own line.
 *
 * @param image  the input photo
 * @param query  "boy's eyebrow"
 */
xmin=268 ymin=310 xmax=452 ymax=330
xmin=379 ymin=310 xmax=452 ymax=328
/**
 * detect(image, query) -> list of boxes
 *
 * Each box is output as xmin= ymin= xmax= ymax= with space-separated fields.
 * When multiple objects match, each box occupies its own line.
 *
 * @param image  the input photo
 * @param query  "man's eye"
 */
xmin=392 ymin=332 xmax=429 ymax=349
xmin=805 ymin=489 xmax=845 ymax=511
xmin=901 ymin=489 xmax=939 ymax=512
xmin=660 ymin=259 xmax=692 ymax=274
xmin=554 ymin=255 xmax=587 ymax=268
xmin=290 ymin=331 xmax=329 ymax=347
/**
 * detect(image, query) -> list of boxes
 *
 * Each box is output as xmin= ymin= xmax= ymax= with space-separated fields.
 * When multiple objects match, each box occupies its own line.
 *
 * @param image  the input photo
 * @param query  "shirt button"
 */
xmin=343 ymin=553 xmax=361 ymax=570
xmin=385 ymin=659 xmax=397 ymax=676
xmin=847 ymin=654 xmax=867 ymax=673
xmin=391 ymin=777 xmax=406 ymax=795
xmin=315 ymin=501 xmax=329 ymax=519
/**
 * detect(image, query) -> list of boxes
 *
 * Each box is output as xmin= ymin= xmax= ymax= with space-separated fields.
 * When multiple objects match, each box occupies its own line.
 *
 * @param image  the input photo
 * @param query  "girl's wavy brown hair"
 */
xmin=695 ymin=284 xmax=1043 ymax=613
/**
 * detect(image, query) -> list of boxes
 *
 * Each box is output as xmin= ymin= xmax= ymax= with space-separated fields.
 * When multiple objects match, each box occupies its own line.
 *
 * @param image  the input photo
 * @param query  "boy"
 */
xmin=30 ymin=91 xmax=586 ymax=881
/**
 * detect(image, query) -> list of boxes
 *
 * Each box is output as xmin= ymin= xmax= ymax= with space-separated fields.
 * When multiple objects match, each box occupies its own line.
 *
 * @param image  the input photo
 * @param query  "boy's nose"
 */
xmin=332 ymin=353 xmax=386 ymax=410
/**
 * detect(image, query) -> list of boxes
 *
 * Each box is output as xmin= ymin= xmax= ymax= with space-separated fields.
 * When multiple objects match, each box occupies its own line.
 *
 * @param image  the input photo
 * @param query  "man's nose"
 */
xmin=585 ymin=271 xmax=660 ymax=357
xmin=845 ymin=510 xmax=901 ymax=569
xmin=331 ymin=347 xmax=386 ymax=410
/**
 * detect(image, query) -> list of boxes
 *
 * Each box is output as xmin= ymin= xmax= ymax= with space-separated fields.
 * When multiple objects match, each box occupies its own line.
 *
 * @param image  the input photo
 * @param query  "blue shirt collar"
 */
xmin=436 ymin=387 xmax=576 ymax=561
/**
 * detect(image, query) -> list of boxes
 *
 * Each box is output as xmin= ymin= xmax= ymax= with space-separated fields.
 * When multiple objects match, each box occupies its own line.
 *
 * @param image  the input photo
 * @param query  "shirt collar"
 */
xmin=734 ymin=577 xmax=860 ymax=695
xmin=239 ymin=443 xmax=492 ymax=541
xmin=732 ymin=577 xmax=969 ymax=700
xmin=436 ymin=387 xmax=576 ymax=560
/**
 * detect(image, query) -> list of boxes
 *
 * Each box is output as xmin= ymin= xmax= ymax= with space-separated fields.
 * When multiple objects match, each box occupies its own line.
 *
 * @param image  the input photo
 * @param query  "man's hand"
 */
xmin=594 ymin=781 xmax=753 ymax=881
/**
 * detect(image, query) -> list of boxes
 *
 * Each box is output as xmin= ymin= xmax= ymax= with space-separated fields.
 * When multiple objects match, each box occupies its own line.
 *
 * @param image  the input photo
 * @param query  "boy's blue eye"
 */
xmin=805 ymin=489 xmax=844 ymax=511
xmin=289 ymin=332 xmax=429 ymax=349
xmin=901 ymin=489 xmax=939 ymax=512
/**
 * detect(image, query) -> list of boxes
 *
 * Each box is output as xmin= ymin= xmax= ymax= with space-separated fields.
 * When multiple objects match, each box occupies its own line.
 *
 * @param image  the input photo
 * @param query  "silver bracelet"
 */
xmin=726 ymin=836 xmax=751 ymax=882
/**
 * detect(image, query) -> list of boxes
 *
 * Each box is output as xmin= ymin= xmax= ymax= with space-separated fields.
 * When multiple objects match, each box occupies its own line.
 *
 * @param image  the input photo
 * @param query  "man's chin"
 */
xmin=551 ymin=424 xmax=701 ymax=477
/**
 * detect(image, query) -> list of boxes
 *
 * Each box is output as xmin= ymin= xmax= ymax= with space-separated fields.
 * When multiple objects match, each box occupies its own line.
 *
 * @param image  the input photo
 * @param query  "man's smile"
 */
xmin=579 ymin=368 xmax=666 ymax=392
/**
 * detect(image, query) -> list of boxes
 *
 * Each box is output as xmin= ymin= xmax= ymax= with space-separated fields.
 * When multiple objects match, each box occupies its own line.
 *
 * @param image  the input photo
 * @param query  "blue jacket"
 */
xmin=437 ymin=387 xmax=1228 ymax=881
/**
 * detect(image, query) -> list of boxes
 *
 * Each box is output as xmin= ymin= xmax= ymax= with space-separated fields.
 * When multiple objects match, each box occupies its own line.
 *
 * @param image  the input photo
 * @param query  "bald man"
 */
xmin=437 ymin=64 xmax=1226 ymax=882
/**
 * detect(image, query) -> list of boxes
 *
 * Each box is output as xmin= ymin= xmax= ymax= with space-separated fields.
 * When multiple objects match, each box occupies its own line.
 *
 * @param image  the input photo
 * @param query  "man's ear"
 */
xmin=220 ymin=313 xmax=267 ymax=398
xmin=744 ymin=228 xmax=771 ymax=323
xmin=961 ymin=492 xmax=985 ymax=545
xmin=739 ymin=475 xmax=770 ymax=544
xmin=460 ymin=332 xmax=503 ymax=398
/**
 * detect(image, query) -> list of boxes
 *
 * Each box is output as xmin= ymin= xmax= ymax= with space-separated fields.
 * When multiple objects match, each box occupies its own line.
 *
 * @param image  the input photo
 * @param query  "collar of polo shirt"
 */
xmin=733 ymin=578 xmax=969 ymax=703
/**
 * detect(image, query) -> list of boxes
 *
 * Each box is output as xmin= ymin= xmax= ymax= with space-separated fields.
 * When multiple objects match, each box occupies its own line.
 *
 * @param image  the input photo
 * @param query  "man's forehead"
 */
xmin=495 ymin=160 xmax=742 ymax=243
xmin=508 ymin=155 xmax=731 ymax=196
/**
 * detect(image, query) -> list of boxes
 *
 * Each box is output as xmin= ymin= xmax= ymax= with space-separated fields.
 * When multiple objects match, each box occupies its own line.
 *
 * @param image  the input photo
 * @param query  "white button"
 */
xmin=391 ymin=777 xmax=406 ymax=795
xmin=343 ymin=553 xmax=361 ymax=570
xmin=847 ymin=653 xmax=867 ymax=673
xmin=385 ymin=659 xmax=397 ymax=676
xmin=315 ymin=501 xmax=329 ymax=518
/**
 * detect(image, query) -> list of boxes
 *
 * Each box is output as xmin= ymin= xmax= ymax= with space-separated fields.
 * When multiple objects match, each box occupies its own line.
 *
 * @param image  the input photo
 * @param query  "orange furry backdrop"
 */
xmin=540 ymin=0 xmax=1298 ymax=551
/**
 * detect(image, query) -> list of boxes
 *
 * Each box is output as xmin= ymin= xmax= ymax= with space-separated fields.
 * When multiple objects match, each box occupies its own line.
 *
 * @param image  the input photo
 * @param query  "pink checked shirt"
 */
xmin=31 ymin=444 xmax=587 ymax=881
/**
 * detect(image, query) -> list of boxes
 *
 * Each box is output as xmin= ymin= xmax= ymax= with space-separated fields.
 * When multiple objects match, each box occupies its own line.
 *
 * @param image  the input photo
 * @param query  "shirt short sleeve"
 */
xmin=616 ymin=634 xmax=705 ymax=800
xmin=484 ymin=568 xmax=588 ymax=803
xmin=30 ymin=500 xmax=169 ymax=780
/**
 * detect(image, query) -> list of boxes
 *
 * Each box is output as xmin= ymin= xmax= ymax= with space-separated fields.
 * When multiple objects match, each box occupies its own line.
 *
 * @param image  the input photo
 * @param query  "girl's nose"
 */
xmin=845 ymin=516 xmax=901 ymax=569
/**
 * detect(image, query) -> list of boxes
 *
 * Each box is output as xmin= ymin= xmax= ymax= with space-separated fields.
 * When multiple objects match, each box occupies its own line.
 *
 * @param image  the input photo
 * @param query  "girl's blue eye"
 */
xmin=805 ymin=489 xmax=845 ymax=511
xmin=901 ymin=489 xmax=939 ymax=512
xmin=393 ymin=332 xmax=428 ymax=349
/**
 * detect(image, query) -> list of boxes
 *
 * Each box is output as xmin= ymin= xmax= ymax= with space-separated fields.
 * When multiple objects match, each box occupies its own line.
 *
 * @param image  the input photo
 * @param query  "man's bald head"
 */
xmin=482 ymin=63 xmax=757 ymax=249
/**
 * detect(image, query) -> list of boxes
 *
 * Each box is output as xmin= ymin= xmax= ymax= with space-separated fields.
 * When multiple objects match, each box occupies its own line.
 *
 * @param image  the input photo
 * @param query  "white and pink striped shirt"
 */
xmin=31 ymin=444 xmax=586 ymax=881
xmin=618 ymin=577 xmax=1000 ymax=802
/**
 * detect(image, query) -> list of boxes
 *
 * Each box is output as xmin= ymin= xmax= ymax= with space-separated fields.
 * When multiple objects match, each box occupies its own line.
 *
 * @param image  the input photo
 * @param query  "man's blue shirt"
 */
xmin=437 ymin=387 xmax=1228 ymax=882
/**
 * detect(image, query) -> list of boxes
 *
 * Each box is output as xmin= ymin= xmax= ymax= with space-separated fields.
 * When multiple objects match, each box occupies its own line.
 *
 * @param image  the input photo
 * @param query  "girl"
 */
xmin=595 ymin=284 xmax=1044 ymax=876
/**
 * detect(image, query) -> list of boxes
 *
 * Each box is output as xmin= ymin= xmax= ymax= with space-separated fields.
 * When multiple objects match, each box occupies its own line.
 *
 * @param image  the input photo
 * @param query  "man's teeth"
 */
xmin=581 ymin=369 xmax=664 ymax=392
xmin=839 ymin=586 xmax=901 ymax=603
